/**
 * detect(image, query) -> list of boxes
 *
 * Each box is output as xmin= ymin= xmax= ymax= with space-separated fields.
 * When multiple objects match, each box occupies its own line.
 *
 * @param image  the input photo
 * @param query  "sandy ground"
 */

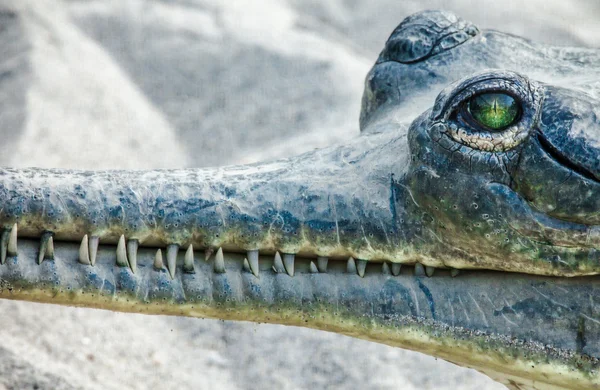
xmin=0 ymin=0 xmax=597 ymax=388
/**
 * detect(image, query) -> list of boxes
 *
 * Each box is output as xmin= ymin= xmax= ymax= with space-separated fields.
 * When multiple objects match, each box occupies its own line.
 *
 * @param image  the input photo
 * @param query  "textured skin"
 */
xmin=1 ymin=9 xmax=600 ymax=389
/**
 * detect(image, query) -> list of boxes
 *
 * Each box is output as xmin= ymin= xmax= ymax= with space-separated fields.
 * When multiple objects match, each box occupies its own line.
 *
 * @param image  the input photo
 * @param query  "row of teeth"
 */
xmin=0 ymin=224 xmax=460 ymax=279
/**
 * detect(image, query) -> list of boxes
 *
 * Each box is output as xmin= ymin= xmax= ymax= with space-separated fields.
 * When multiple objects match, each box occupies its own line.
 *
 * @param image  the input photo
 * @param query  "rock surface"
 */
xmin=0 ymin=0 xmax=597 ymax=388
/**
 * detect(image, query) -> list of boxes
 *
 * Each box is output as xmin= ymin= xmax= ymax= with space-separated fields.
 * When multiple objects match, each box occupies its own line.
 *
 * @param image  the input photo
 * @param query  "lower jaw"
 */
xmin=0 ymin=238 xmax=598 ymax=389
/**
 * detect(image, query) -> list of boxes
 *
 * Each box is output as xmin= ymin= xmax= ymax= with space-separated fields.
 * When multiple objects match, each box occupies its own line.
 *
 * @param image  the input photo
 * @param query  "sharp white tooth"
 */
xmin=204 ymin=248 xmax=214 ymax=262
xmin=79 ymin=235 xmax=91 ymax=265
xmin=38 ymin=236 xmax=47 ymax=265
xmin=116 ymin=235 xmax=129 ymax=268
xmin=414 ymin=263 xmax=426 ymax=277
xmin=7 ymin=223 xmax=17 ymax=257
xmin=214 ymin=247 xmax=225 ymax=273
xmin=391 ymin=263 xmax=402 ymax=276
xmin=317 ymin=256 xmax=328 ymax=273
xmin=451 ymin=268 xmax=460 ymax=277
xmin=154 ymin=249 xmax=164 ymax=270
xmin=283 ymin=253 xmax=295 ymax=276
xmin=38 ymin=232 xmax=54 ymax=264
xmin=46 ymin=236 xmax=55 ymax=260
xmin=89 ymin=236 xmax=99 ymax=266
xmin=272 ymin=251 xmax=285 ymax=273
xmin=356 ymin=259 xmax=367 ymax=278
xmin=247 ymin=250 xmax=259 ymax=277
xmin=382 ymin=262 xmax=391 ymax=275
xmin=127 ymin=239 xmax=139 ymax=273
xmin=309 ymin=261 xmax=318 ymax=273
xmin=425 ymin=266 xmax=435 ymax=277
xmin=242 ymin=257 xmax=251 ymax=273
xmin=0 ymin=230 xmax=9 ymax=264
xmin=166 ymin=244 xmax=179 ymax=279
xmin=346 ymin=257 xmax=357 ymax=274
xmin=183 ymin=244 xmax=195 ymax=274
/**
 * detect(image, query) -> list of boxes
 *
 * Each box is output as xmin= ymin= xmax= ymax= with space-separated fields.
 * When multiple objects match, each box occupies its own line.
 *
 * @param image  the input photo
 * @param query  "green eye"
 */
xmin=466 ymin=93 xmax=520 ymax=130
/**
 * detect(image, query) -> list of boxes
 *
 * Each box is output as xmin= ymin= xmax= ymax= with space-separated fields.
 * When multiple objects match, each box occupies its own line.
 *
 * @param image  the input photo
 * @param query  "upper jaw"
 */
xmin=0 ymin=129 xmax=408 ymax=263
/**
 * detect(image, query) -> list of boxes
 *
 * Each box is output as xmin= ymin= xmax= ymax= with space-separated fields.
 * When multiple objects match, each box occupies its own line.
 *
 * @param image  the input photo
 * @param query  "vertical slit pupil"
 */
xmin=467 ymin=93 xmax=520 ymax=130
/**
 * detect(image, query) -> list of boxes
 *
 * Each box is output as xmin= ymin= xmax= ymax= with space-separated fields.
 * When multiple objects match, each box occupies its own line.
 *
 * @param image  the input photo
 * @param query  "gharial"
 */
xmin=1 ymin=10 xmax=599 ymax=390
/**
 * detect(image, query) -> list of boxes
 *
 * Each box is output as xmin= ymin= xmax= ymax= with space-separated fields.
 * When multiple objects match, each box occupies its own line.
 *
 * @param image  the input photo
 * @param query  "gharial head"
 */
xmin=1 ymin=9 xmax=600 ymax=390
xmin=361 ymin=10 xmax=600 ymax=276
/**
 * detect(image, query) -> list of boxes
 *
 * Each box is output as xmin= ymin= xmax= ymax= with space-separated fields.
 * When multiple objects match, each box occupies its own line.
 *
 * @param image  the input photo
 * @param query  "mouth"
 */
xmin=1 ymin=135 xmax=599 ymax=390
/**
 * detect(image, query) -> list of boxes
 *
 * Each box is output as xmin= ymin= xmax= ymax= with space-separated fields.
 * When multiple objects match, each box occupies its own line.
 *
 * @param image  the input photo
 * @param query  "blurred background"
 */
xmin=0 ymin=0 xmax=598 ymax=389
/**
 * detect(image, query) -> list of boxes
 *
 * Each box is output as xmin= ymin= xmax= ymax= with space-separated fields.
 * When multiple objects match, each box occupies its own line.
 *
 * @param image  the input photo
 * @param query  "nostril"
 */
xmin=537 ymin=133 xmax=600 ymax=184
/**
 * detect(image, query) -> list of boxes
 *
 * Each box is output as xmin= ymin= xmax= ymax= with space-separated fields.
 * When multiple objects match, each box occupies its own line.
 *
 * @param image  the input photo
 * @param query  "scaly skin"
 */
xmin=1 ymin=10 xmax=600 ymax=389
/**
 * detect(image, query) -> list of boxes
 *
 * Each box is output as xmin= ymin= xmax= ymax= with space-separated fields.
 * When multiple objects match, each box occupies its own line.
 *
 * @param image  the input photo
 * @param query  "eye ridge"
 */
xmin=460 ymin=92 xmax=522 ymax=132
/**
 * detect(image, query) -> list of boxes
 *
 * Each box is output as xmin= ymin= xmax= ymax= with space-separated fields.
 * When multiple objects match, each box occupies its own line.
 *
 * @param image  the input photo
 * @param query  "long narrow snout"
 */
xmin=0 ymin=130 xmax=406 ymax=264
